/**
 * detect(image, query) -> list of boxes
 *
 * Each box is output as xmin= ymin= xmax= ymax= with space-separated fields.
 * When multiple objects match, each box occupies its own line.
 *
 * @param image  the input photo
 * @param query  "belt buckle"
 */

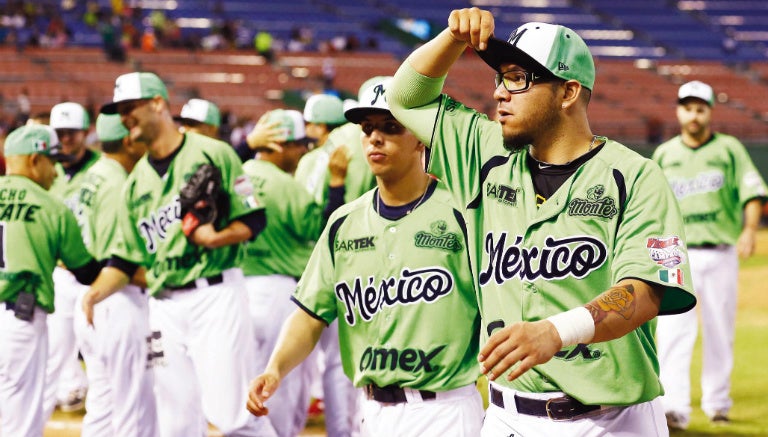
xmin=545 ymin=397 xmax=572 ymax=421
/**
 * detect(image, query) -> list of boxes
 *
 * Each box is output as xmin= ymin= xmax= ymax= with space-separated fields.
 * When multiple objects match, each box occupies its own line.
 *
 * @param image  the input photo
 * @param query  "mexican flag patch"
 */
xmin=659 ymin=269 xmax=684 ymax=285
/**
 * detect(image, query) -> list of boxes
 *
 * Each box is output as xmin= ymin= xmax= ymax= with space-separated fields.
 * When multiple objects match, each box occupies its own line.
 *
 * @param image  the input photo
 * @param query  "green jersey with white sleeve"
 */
xmin=294 ymin=122 xmax=375 ymax=204
xmin=240 ymin=159 xmax=323 ymax=278
xmin=293 ymin=184 xmax=480 ymax=391
xmin=111 ymin=132 xmax=261 ymax=295
xmin=652 ymin=133 xmax=768 ymax=245
xmin=388 ymin=67 xmax=696 ymax=406
xmin=0 ymin=175 xmax=93 ymax=312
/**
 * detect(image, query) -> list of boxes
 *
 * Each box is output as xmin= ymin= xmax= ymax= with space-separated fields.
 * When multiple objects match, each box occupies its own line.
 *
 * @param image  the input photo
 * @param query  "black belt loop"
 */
xmin=365 ymin=384 xmax=436 ymax=403
xmin=166 ymin=273 xmax=224 ymax=291
xmin=489 ymin=385 xmax=601 ymax=421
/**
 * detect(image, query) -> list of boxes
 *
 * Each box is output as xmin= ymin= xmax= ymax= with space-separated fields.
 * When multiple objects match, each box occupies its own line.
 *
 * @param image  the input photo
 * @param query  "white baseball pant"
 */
xmin=657 ymin=245 xmax=737 ymax=421
xmin=43 ymin=267 xmax=88 ymax=420
xmin=149 ymin=268 xmax=277 ymax=437
xmin=482 ymin=383 xmax=668 ymax=437
xmin=318 ymin=320 xmax=359 ymax=437
xmin=73 ymin=284 xmax=159 ymax=437
xmin=359 ymin=384 xmax=483 ymax=437
xmin=247 ymin=274 xmax=313 ymax=437
xmin=0 ymin=305 xmax=48 ymax=436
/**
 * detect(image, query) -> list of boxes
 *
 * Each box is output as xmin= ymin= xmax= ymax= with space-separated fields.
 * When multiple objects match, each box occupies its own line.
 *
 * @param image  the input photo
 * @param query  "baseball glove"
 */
xmin=180 ymin=163 xmax=225 ymax=237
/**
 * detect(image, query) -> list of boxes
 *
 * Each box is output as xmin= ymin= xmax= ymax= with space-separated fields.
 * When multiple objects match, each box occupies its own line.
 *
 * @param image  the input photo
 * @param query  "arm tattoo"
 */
xmin=585 ymin=284 xmax=636 ymax=324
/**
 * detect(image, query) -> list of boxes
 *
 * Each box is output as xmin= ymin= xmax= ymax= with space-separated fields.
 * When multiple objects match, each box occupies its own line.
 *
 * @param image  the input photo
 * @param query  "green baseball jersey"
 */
xmin=653 ymin=133 xmax=768 ymax=245
xmin=0 ymin=175 xmax=93 ymax=312
xmin=72 ymin=156 xmax=128 ymax=260
xmin=240 ymin=159 xmax=323 ymax=277
xmin=388 ymin=70 xmax=695 ymax=405
xmin=294 ymin=185 xmax=481 ymax=391
xmin=294 ymin=122 xmax=375 ymax=204
xmin=111 ymin=132 xmax=261 ymax=295
xmin=49 ymin=150 xmax=101 ymax=210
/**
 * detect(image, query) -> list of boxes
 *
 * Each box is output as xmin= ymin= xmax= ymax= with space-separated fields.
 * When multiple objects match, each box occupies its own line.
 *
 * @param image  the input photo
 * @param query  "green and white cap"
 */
xmin=358 ymin=75 xmax=392 ymax=101
xmin=345 ymin=78 xmax=392 ymax=123
xmin=477 ymin=22 xmax=595 ymax=90
xmin=4 ymin=124 xmax=68 ymax=160
xmin=96 ymin=113 xmax=129 ymax=142
xmin=101 ymin=72 xmax=169 ymax=114
xmin=678 ymin=80 xmax=714 ymax=106
xmin=50 ymin=102 xmax=90 ymax=130
xmin=176 ymin=98 xmax=221 ymax=127
xmin=303 ymin=94 xmax=346 ymax=124
xmin=264 ymin=109 xmax=308 ymax=143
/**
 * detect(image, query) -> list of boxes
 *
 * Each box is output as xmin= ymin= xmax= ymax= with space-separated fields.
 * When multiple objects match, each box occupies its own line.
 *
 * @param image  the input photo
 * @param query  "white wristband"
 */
xmin=546 ymin=307 xmax=595 ymax=347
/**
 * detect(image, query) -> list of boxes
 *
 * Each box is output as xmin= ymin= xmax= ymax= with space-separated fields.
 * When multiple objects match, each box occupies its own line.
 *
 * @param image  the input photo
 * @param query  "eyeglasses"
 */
xmin=117 ymin=99 xmax=151 ymax=116
xmin=494 ymin=70 xmax=553 ymax=93
xmin=360 ymin=120 xmax=406 ymax=136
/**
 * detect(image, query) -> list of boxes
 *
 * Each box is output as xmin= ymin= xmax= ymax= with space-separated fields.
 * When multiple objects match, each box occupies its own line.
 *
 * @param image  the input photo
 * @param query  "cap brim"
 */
xmin=475 ymin=37 xmax=547 ymax=73
xmin=678 ymin=96 xmax=712 ymax=107
xmin=344 ymin=108 xmax=390 ymax=124
xmin=46 ymin=147 xmax=76 ymax=162
xmin=100 ymin=100 xmax=120 ymax=115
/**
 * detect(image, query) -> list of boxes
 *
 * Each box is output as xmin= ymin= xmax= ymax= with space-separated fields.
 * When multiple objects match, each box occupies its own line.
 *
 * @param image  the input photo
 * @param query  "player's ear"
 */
xmin=560 ymin=80 xmax=582 ymax=110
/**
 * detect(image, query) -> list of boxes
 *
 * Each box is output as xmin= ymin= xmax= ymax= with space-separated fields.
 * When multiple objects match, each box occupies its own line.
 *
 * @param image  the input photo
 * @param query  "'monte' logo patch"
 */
xmin=567 ymin=184 xmax=617 ymax=219
xmin=414 ymin=220 xmax=463 ymax=252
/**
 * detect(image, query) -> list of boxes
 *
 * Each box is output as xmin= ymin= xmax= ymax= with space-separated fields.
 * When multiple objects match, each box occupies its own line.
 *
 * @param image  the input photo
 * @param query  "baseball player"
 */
xmin=46 ymin=101 xmax=99 ymax=417
xmin=653 ymin=80 xmax=768 ymax=429
xmin=175 ymin=98 xmax=221 ymax=139
xmin=80 ymin=72 xmax=277 ymax=437
xmin=0 ymin=124 xmax=101 ymax=436
xmin=71 ymin=113 xmax=159 ymax=436
xmin=241 ymin=108 xmax=348 ymax=437
xmin=293 ymin=88 xmax=378 ymax=436
xmin=247 ymin=79 xmax=484 ymax=436
xmin=386 ymin=8 xmax=697 ymax=435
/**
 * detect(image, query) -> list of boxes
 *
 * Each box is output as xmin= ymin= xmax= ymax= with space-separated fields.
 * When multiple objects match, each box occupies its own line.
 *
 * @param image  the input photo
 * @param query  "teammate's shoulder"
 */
xmin=327 ymin=188 xmax=375 ymax=221
xmin=713 ymin=132 xmax=746 ymax=149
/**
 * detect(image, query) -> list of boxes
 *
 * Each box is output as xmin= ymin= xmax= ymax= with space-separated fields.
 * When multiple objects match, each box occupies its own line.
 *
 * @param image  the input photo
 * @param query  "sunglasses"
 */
xmin=494 ymin=70 xmax=555 ymax=93
xmin=360 ymin=120 xmax=406 ymax=136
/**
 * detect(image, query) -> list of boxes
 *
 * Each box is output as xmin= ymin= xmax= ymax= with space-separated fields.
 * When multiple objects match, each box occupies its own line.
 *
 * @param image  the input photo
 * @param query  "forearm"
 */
xmin=405 ymin=28 xmax=468 ymax=79
xmin=88 ymin=266 xmax=131 ymax=304
xmin=265 ymin=308 xmax=325 ymax=380
xmin=202 ymin=220 xmax=253 ymax=248
xmin=743 ymin=198 xmax=763 ymax=231
xmin=584 ymin=279 xmax=662 ymax=344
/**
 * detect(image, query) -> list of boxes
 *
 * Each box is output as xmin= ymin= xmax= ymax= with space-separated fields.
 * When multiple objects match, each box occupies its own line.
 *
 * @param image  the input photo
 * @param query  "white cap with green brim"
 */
xmin=4 ymin=124 xmax=69 ymax=161
xmin=101 ymin=72 xmax=169 ymax=114
xmin=344 ymin=78 xmax=392 ymax=124
xmin=177 ymin=98 xmax=221 ymax=127
xmin=263 ymin=109 xmax=308 ymax=143
xmin=50 ymin=102 xmax=90 ymax=130
xmin=678 ymin=80 xmax=714 ymax=106
xmin=477 ymin=22 xmax=595 ymax=91
xmin=96 ymin=113 xmax=129 ymax=142
xmin=303 ymin=94 xmax=346 ymax=125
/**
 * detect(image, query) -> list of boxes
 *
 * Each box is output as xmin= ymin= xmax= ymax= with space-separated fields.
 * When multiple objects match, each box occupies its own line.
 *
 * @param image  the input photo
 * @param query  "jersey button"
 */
xmin=388 ymin=254 xmax=395 ymax=260
xmin=389 ymin=227 xmax=397 ymax=233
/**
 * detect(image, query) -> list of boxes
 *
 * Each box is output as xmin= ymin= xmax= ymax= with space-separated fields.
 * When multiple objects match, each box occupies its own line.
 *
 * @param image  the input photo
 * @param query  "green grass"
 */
xmin=679 ymin=242 xmax=768 ymax=436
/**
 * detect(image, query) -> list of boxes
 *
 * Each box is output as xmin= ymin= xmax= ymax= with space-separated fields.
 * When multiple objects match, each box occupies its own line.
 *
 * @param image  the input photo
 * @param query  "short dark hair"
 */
xmin=101 ymin=138 xmax=124 ymax=154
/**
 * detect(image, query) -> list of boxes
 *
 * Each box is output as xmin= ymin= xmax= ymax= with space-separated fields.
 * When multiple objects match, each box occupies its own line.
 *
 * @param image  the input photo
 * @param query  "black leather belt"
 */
xmin=489 ymin=385 xmax=600 ymax=420
xmin=365 ymin=384 xmax=436 ymax=403
xmin=689 ymin=243 xmax=725 ymax=249
xmin=166 ymin=273 xmax=224 ymax=291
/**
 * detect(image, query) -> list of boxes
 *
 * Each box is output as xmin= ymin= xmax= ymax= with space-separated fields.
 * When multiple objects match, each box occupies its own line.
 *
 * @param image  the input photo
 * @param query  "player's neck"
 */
xmin=680 ymin=129 xmax=711 ymax=148
xmin=530 ymin=132 xmax=597 ymax=165
xmin=377 ymin=172 xmax=431 ymax=206
xmin=148 ymin=128 xmax=184 ymax=160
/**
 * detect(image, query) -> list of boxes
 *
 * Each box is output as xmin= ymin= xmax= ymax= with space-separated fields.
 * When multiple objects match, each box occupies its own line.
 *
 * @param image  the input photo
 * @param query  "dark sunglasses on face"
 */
xmin=360 ymin=120 xmax=406 ymax=136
